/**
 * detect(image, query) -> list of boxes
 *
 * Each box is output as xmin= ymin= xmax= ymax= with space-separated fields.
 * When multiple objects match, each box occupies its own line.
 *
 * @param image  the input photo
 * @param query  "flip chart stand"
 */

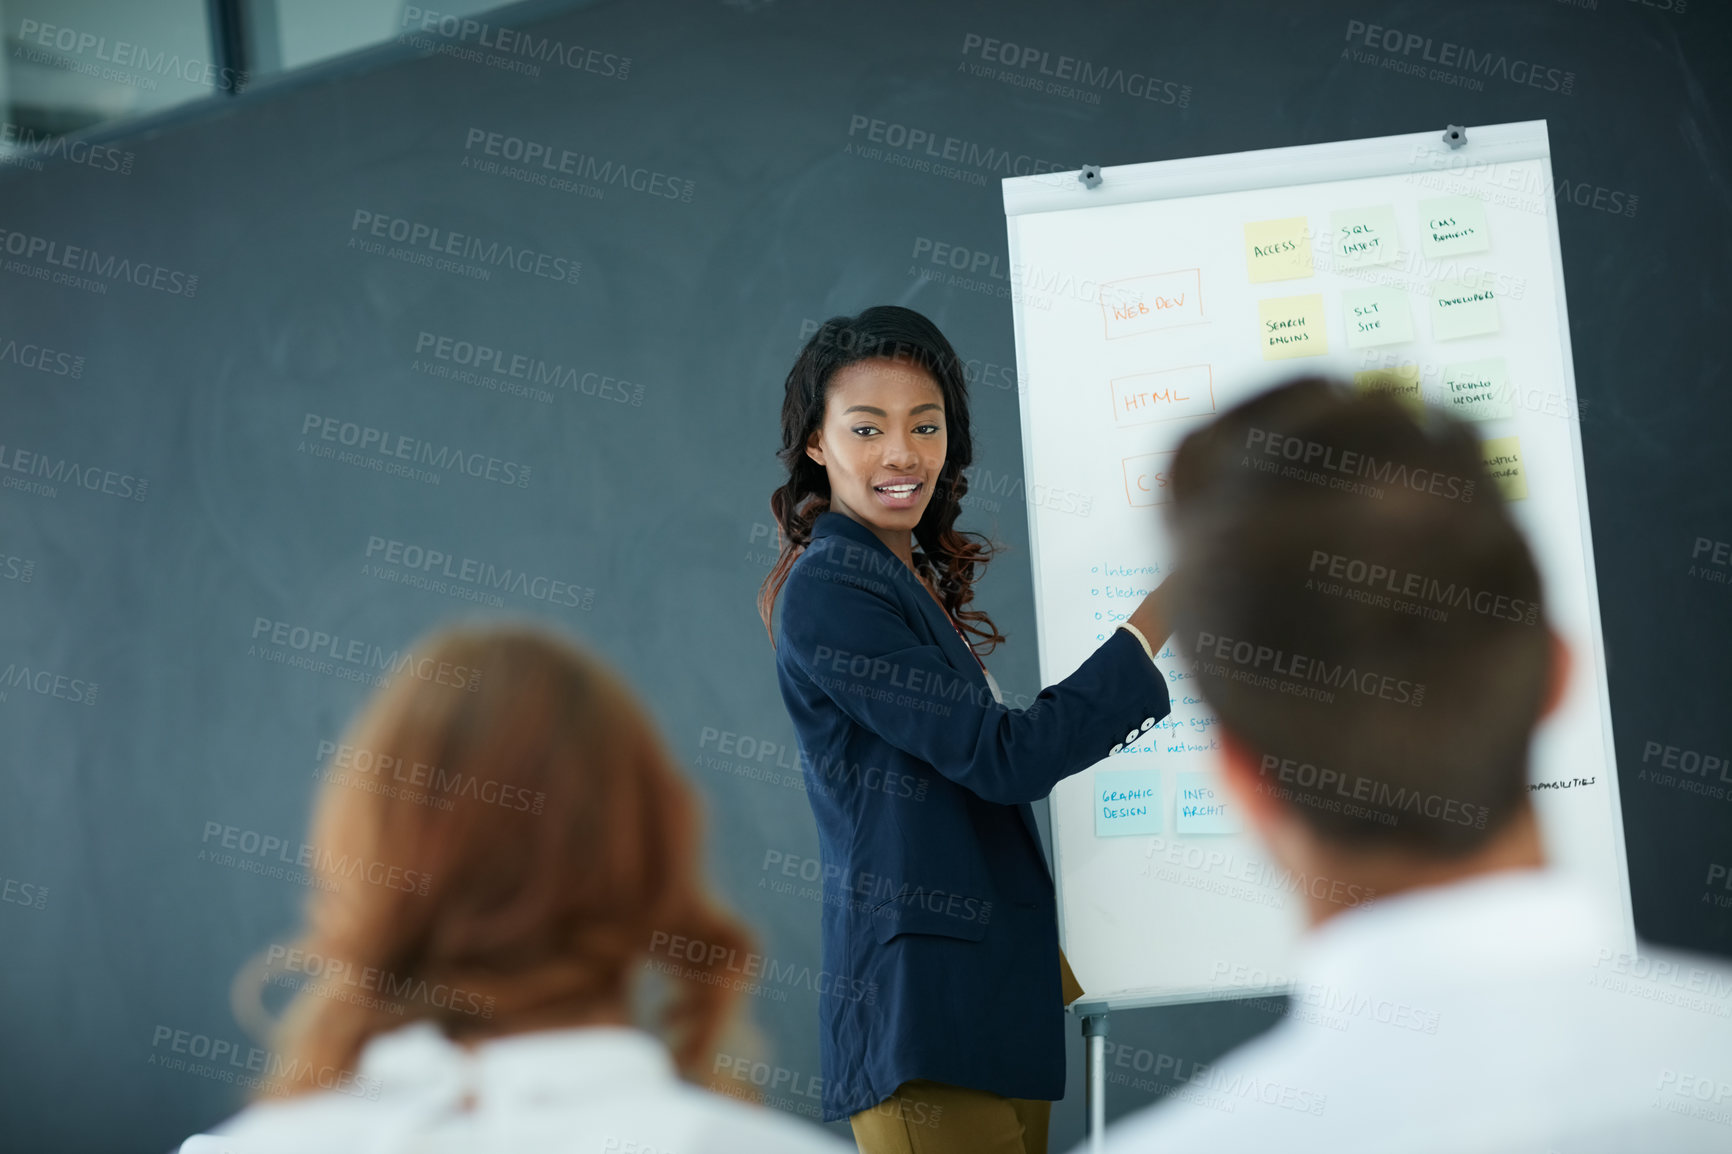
xmin=1077 ymin=1002 xmax=1110 ymax=1152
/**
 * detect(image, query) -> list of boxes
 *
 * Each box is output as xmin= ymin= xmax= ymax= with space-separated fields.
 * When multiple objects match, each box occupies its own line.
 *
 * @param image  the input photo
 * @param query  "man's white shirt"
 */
xmin=1086 ymin=867 xmax=1732 ymax=1154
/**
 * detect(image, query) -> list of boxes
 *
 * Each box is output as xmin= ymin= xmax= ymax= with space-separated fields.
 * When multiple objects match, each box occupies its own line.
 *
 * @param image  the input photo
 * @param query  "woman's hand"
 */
xmin=1126 ymin=573 xmax=1177 ymax=648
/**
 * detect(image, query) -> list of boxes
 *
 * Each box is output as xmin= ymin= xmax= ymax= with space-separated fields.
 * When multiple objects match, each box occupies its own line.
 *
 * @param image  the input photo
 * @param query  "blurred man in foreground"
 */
xmin=1090 ymin=378 xmax=1732 ymax=1154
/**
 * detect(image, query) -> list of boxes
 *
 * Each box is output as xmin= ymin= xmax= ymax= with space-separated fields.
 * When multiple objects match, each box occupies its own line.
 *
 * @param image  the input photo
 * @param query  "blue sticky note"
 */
xmin=1096 ymin=768 xmax=1162 ymax=837
xmin=1175 ymin=771 xmax=1240 ymax=834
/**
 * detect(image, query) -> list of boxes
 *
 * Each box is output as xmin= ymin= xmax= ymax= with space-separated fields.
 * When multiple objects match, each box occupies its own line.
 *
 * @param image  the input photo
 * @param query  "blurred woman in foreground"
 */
xmin=180 ymin=623 xmax=849 ymax=1154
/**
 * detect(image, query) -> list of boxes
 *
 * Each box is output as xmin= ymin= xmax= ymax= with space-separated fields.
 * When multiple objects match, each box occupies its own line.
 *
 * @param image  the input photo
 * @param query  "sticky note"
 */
xmin=1244 ymin=217 xmax=1314 ymax=283
xmin=1442 ymin=358 xmax=1513 ymax=421
xmin=1482 ymin=436 xmax=1527 ymax=501
xmin=1258 ymin=294 xmax=1327 ymax=359
xmin=1111 ymin=364 xmax=1216 ymax=427
xmin=1096 ymin=768 xmax=1162 ymax=837
xmin=1099 ymin=269 xmax=1205 ymax=340
xmin=1353 ymin=364 xmax=1423 ymax=413
xmin=1431 ymin=280 xmax=1500 ymax=341
xmin=1175 ymin=772 xmax=1240 ymax=835
xmin=1419 ymin=196 xmax=1490 ymax=257
xmin=1330 ymin=205 xmax=1401 ymax=268
xmin=1342 ymin=286 xmax=1414 ymax=349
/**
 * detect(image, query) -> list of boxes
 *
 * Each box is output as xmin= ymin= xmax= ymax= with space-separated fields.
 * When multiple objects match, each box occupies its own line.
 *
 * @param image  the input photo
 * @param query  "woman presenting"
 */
xmin=758 ymin=306 xmax=1173 ymax=1153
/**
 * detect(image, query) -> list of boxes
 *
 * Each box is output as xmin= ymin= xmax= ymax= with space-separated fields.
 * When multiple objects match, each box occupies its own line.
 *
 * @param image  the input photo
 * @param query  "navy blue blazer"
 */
xmin=774 ymin=510 xmax=1171 ymax=1121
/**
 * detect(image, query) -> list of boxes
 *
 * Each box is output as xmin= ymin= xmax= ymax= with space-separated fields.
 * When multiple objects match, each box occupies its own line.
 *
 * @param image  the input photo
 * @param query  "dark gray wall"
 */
xmin=2 ymin=1 xmax=1728 ymax=1150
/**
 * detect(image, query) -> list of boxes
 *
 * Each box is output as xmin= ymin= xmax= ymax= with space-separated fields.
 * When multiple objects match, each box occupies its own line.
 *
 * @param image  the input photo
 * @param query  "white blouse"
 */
xmin=179 ymin=1020 xmax=852 ymax=1154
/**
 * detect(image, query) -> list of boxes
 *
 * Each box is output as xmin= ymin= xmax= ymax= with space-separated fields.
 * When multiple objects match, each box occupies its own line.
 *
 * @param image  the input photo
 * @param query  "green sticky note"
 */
xmin=1431 ymin=280 xmax=1500 ymax=341
xmin=1419 ymin=195 xmax=1490 ymax=257
xmin=1442 ymin=358 xmax=1513 ymax=421
xmin=1343 ymin=286 xmax=1414 ymax=349
xmin=1331 ymin=205 xmax=1401 ymax=268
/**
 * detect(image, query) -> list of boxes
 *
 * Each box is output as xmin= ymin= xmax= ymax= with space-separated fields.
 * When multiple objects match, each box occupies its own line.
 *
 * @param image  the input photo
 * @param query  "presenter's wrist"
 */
xmin=1116 ymin=621 xmax=1156 ymax=663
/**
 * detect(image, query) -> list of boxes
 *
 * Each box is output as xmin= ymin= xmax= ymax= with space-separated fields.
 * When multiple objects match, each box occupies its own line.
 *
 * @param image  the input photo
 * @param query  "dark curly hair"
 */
xmin=757 ymin=305 xmax=1005 ymax=654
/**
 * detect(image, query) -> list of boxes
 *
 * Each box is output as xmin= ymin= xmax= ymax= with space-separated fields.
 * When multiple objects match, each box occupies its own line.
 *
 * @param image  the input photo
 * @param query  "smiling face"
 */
xmin=804 ymin=357 xmax=948 ymax=559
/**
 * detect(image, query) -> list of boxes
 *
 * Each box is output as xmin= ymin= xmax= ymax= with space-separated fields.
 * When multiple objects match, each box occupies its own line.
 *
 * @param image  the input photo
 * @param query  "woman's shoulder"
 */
xmin=177 ymin=1090 xmax=394 ymax=1153
xmin=181 ymin=1079 xmax=853 ymax=1154
xmin=784 ymin=537 xmax=909 ymax=606
xmin=777 ymin=550 xmax=912 ymax=665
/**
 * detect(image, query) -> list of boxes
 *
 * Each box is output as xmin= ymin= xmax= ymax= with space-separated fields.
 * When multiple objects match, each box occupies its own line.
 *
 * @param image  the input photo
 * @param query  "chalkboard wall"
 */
xmin=2 ymin=1 xmax=1727 ymax=1150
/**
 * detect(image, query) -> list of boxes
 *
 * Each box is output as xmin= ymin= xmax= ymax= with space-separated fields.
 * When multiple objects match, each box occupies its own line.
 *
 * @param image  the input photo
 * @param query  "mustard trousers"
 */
xmin=847 ymin=949 xmax=1084 ymax=1154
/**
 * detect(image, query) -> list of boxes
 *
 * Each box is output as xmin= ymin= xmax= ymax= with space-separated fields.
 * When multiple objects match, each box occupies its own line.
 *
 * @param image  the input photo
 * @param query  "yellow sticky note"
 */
xmin=1482 ymin=436 xmax=1527 ymax=501
xmin=1431 ymin=280 xmax=1500 ymax=341
xmin=1244 ymin=217 xmax=1314 ymax=283
xmin=1258 ymin=294 xmax=1327 ymax=359
xmin=1353 ymin=365 xmax=1423 ymax=413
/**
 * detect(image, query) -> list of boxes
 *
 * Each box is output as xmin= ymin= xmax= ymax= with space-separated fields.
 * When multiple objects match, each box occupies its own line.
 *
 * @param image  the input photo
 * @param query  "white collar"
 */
xmin=357 ymin=1021 xmax=677 ymax=1107
xmin=1291 ymin=866 xmax=1620 ymax=992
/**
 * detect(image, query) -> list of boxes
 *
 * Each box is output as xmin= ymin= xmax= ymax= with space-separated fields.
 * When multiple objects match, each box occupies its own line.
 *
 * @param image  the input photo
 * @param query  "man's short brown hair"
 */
xmin=1167 ymin=377 xmax=1551 ymax=856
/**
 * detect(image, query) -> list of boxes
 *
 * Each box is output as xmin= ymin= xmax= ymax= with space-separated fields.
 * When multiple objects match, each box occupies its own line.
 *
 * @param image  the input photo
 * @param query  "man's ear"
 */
xmin=805 ymin=427 xmax=825 ymax=468
xmin=1217 ymin=730 xmax=1282 ymax=833
xmin=1216 ymin=729 xmax=1318 ymax=891
xmin=1540 ymin=630 xmax=1572 ymax=721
